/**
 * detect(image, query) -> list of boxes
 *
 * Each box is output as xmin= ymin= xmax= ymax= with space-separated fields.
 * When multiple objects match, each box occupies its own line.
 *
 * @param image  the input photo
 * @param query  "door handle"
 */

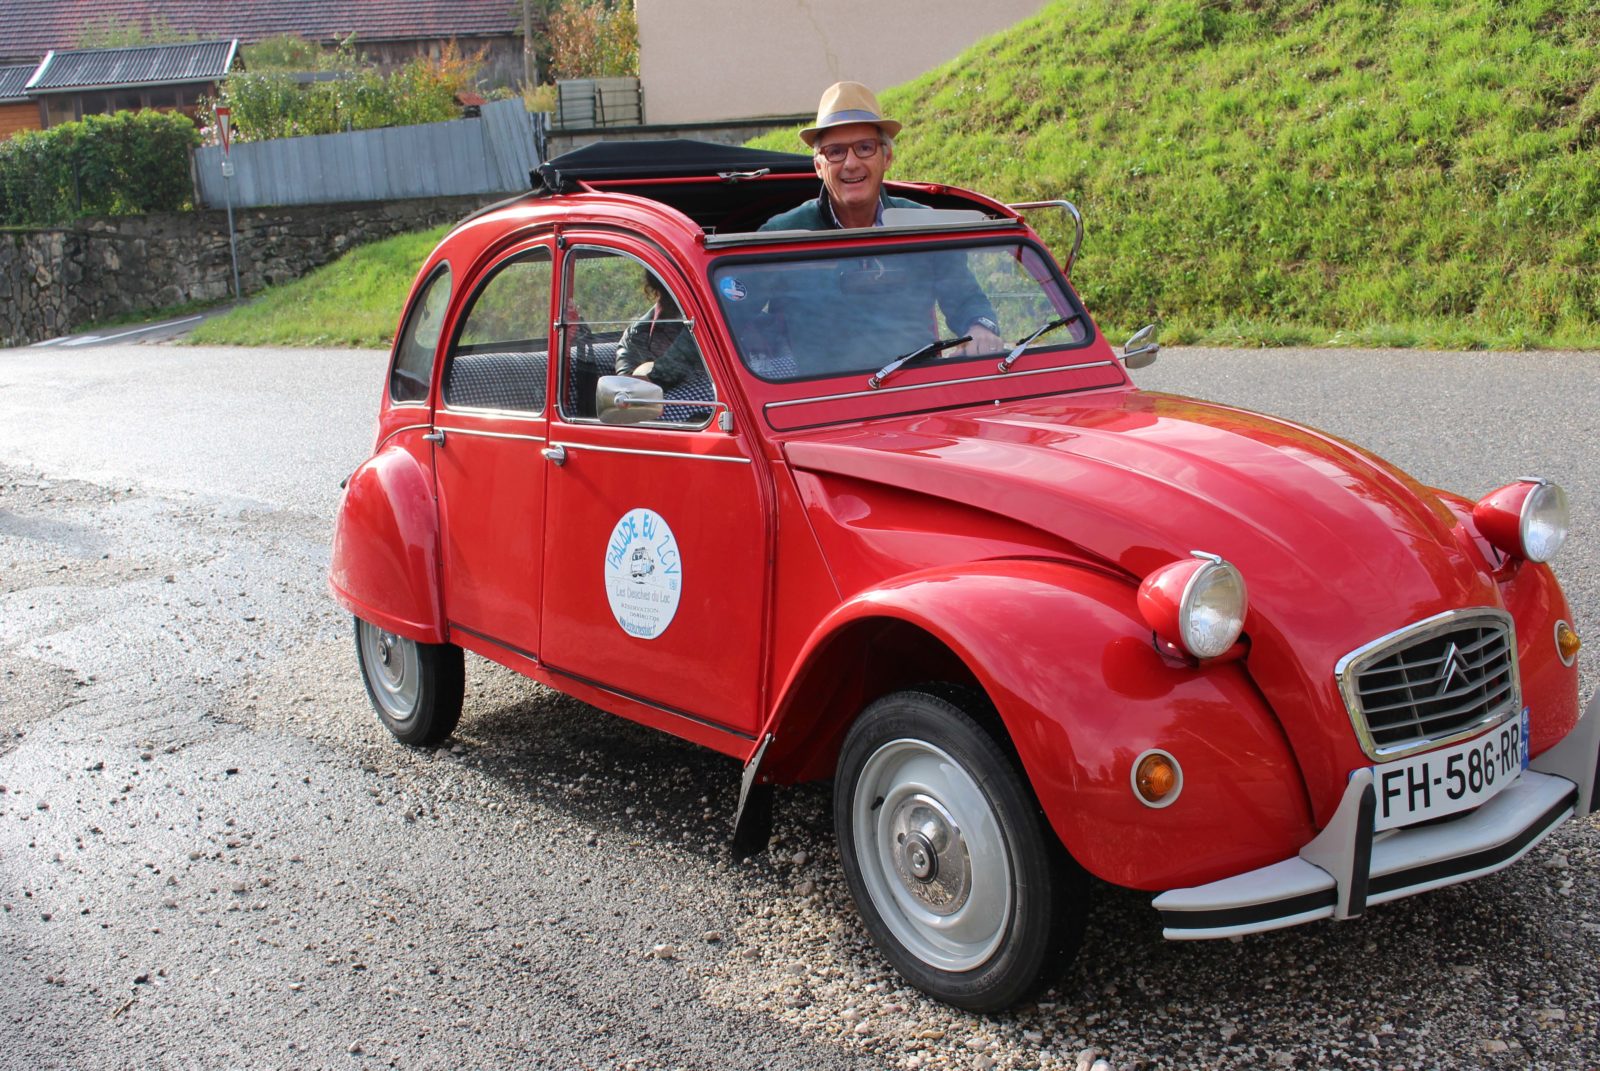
xmin=423 ymin=429 xmax=445 ymax=444
xmin=542 ymin=444 xmax=567 ymax=466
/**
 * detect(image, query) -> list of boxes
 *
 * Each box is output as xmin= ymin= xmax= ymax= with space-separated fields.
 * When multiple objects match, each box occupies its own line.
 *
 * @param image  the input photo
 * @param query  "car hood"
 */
xmin=782 ymin=389 xmax=1503 ymax=823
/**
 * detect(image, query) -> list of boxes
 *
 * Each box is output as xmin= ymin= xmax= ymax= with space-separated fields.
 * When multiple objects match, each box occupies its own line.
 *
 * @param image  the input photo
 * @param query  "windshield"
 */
xmin=711 ymin=241 xmax=1089 ymax=383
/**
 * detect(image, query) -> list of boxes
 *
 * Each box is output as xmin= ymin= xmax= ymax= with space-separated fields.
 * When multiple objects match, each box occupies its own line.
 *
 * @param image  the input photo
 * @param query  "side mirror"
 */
xmin=1123 ymin=323 xmax=1161 ymax=369
xmin=596 ymin=375 xmax=664 ymax=424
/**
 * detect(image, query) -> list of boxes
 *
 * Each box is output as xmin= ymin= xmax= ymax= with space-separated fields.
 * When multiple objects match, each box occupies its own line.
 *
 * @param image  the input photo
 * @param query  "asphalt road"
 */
xmin=1 ymin=343 xmax=1597 ymax=1071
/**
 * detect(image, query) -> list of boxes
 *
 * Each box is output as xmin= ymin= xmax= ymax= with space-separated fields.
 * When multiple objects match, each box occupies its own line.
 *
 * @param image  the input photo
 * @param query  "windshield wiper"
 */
xmin=867 ymin=334 xmax=973 ymax=390
xmin=996 ymin=313 xmax=1081 ymax=373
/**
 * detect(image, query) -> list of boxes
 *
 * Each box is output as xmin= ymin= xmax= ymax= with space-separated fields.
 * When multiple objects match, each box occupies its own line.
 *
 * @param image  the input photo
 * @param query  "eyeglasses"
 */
xmin=815 ymin=138 xmax=884 ymax=164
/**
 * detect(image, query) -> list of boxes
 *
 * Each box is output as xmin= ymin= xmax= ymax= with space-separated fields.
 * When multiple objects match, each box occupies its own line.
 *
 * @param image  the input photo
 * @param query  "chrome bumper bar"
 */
xmin=1154 ymin=690 xmax=1600 ymax=940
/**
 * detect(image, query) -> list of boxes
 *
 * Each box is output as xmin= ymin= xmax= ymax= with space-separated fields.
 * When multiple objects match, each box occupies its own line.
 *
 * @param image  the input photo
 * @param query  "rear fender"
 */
xmin=328 ymin=441 xmax=444 ymax=643
xmin=763 ymin=559 xmax=1317 ymax=890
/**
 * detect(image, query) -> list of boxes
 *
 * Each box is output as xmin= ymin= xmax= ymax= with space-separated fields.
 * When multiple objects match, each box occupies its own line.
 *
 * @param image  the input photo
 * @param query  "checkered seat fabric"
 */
xmin=444 ymin=350 xmax=548 ymax=412
xmin=660 ymin=373 xmax=717 ymax=423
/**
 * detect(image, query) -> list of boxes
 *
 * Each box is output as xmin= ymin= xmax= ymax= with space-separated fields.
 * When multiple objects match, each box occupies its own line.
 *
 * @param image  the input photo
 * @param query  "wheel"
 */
xmin=834 ymin=688 xmax=1085 ymax=1011
xmin=353 ymin=617 xmax=464 ymax=746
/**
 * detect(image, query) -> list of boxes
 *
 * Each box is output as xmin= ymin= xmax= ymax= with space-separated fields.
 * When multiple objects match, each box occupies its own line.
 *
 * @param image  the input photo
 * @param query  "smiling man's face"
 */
xmin=813 ymin=122 xmax=891 ymax=226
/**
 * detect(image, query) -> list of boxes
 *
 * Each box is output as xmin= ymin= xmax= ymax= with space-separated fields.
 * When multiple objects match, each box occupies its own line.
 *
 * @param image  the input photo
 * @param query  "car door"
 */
xmin=539 ymin=241 xmax=769 ymax=738
xmin=431 ymin=241 xmax=554 ymax=663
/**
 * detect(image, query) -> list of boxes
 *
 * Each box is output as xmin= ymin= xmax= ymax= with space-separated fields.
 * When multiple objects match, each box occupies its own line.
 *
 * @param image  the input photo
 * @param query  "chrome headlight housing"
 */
xmin=1473 ymin=477 xmax=1570 ymax=564
xmin=1138 ymin=552 xmax=1249 ymax=659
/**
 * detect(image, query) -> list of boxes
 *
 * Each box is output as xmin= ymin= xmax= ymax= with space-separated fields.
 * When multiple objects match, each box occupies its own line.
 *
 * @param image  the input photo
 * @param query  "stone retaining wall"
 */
xmin=1 ymin=194 xmax=494 ymax=348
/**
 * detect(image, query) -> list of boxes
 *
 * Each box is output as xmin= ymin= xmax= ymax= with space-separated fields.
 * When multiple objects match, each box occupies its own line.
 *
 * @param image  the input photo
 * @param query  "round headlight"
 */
xmin=1137 ymin=552 xmax=1249 ymax=660
xmin=1519 ymin=480 xmax=1569 ymax=563
xmin=1473 ymin=477 xmax=1570 ymax=564
xmin=1180 ymin=557 xmax=1248 ymax=658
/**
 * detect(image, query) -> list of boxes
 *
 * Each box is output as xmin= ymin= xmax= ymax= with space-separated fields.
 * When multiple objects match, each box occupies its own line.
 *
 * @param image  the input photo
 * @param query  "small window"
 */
xmin=147 ymin=88 xmax=177 ymax=109
xmin=442 ymin=249 xmax=553 ymax=413
xmin=112 ymin=91 xmax=142 ymax=112
xmin=388 ymin=265 xmax=451 ymax=403
xmin=42 ymin=97 xmax=74 ymax=127
xmin=79 ymin=93 xmax=108 ymax=116
xmin=560 ymin=248 xmax=714 ymax=426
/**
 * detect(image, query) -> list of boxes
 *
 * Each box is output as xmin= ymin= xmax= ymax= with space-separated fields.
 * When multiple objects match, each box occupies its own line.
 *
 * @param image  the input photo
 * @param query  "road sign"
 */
xmin=216 ymin=106 xmax=232 ymax=156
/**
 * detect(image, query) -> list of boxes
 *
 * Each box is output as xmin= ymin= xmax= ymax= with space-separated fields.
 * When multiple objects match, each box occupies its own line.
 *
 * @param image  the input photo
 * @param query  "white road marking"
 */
xmin=56 ymin=315 xmax=205 ymax=348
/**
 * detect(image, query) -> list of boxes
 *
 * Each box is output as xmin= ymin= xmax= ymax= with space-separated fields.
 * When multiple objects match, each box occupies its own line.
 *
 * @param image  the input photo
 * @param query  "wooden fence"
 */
xmin=554 ymin=78 xmax=643 ymax=128
xmin=193 ymin=100 xmax=544 ymax=209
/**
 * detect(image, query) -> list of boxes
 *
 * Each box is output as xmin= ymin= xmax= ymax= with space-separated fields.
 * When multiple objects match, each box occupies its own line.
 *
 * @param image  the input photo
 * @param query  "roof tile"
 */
xmin=0 ymin=63 xmax=34 ymax=100
xmin=0 ymin=1 xmax=519 ymax=62
xmin=28 ymin=40 xmax=236 ymax=92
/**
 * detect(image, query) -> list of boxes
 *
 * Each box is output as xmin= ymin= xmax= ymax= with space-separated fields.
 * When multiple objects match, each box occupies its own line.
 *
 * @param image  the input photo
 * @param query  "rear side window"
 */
xmin=389 ymin=265 xmax=451 ymax=403
xmin=442 ymin=249 xmax=554 ymax=414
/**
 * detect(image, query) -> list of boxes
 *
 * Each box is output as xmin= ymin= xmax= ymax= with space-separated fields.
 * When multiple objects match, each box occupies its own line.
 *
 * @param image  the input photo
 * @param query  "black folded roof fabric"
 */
xmin=532 ymin=139 xmax=814 ymax=192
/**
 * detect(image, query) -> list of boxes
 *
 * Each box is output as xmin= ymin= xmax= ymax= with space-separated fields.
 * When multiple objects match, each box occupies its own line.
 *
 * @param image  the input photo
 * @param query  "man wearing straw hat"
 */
xmin=760 ymin=81 xmax=1003 ymax=356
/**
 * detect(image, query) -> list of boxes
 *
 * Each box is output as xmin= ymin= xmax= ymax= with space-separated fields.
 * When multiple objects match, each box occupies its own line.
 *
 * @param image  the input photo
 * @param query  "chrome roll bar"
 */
xmin=1008 ymin=200 xmax=1083 ymax=278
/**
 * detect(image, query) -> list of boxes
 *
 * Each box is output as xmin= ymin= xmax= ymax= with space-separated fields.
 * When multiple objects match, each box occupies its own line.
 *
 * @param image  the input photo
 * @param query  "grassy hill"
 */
xmin=186 ymin=226 xmax=447 ymax=347
xmin=752 ymin=0 xmax=1600 ymax=348
xmin=192 ymin=0 xmax=1595 ymax=350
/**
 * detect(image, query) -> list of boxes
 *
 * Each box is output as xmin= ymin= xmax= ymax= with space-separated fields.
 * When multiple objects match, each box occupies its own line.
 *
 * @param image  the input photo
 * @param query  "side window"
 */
xmin=441 ymin=249 xmax=553 ymax=414
xmin=560 ymin=248 xmax=715 ymax=426
xmin=389 ymin=264 xmax=451 ymax=403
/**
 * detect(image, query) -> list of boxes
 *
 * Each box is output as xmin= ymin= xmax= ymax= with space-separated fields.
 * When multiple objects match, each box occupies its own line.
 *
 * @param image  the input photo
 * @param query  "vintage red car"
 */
xmin=329 ymin=140 xmax=1598 ymax=1011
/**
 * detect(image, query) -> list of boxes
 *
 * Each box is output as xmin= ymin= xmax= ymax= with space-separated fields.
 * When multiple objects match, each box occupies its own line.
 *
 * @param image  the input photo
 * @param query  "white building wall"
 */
xmin=635 ymin=0 xmax=1049 ymax=125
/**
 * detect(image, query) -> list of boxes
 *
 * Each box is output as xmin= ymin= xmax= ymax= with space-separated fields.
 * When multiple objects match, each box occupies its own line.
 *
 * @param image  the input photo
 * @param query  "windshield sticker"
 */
xmin=604 ymin=508 xmax=682 ymax=640
xmin=719 ymin=276 xmax=747 ymax=301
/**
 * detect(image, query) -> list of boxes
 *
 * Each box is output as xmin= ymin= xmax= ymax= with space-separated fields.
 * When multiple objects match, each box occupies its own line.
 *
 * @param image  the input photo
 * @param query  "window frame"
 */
xmin=386 ymin=261 xmax=452 ymax=407
xmin=708 ymin=235 xmax=1096 ymax=386
xmin=438 ymin=243 xmax=557 ymax=418
xmin=557 ymin=243 xmax=718 ymax=432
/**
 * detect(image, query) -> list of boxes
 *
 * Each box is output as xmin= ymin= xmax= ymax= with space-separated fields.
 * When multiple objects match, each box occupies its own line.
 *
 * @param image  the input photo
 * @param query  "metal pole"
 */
xmin=223 ymin=163 xmax=241 ymax=301
xmin=215 ymin=106 xmax=241 ymax=302
xmin=522 ymin=0 xmax=536 ymax=87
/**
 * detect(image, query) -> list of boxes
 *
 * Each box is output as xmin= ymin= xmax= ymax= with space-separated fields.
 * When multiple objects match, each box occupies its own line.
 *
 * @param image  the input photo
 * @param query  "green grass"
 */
xmin=195 ymin=1 xmax=1597 ymax=351
xmin=186 ymin=225 xmax=449 ymax=347
xmin=753 ymin=0 xmax=1600 ymax=349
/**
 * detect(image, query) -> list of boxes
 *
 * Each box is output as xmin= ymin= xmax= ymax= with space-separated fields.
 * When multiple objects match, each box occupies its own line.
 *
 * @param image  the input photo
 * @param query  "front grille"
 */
xmin=1337 ymin=609 xmax=1519 ymax=759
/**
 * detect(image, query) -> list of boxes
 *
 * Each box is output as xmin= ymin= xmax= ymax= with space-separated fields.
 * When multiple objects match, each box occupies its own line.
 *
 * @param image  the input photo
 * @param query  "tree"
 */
xmin=548 ymin=0 xmax=638 ymax=80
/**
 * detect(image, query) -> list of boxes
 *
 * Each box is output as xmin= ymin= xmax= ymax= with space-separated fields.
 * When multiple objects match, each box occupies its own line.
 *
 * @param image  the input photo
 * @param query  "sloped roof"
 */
xmin=27 ymin=39 xmax=237 ymax=93
xmin=0 ymin=1 xmax=520 ymax=61
xmin=0 ymin=64 xmax=33 ymax=101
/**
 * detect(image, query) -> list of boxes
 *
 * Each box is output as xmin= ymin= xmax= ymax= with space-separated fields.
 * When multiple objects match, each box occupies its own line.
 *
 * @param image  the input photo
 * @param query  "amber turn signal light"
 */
xmin=1556 ymin=620 xmax=1581 ymax=666
xmin=1132 ymin=750 xmax=1182 ymax=808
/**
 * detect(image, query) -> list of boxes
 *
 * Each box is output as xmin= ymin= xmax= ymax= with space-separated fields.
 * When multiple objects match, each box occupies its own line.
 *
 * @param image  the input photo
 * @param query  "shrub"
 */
xmin=0 ymin=110 xmax=201 ymax=225
xmin=549 ymin=0 xmax=638 ymax=79
xmin=210 ymin=44 xmax=480 ymax=142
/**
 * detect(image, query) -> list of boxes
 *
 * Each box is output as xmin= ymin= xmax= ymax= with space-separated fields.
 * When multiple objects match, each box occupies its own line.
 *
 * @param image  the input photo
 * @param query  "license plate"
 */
xmin=1370 ymin=709 xmax=1530 ymax=831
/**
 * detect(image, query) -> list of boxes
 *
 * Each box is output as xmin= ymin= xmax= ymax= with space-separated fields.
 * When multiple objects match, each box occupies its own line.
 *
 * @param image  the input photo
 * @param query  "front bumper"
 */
xmin=1154 ymin=690 xmax=1600 ymax=940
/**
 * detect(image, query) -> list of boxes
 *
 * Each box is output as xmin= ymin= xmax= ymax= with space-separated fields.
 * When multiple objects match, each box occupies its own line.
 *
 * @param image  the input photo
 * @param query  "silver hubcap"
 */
xmin=889 ymin=794 xmax=970 ymax=914
xmin=852 ymin=738 xmax=1012 ymax=972
xmin=358 ymin=621 xmax=420 ymax=721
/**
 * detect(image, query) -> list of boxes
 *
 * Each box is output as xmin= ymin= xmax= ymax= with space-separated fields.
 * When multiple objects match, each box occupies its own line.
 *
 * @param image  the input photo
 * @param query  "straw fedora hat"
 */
xmin=799 ymin=81 xmax=902 ymax=146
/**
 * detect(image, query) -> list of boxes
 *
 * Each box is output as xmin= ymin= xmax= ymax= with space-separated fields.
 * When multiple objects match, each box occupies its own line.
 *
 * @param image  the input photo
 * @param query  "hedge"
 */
xmin=0 ymin=110 xmax=202 ymax=226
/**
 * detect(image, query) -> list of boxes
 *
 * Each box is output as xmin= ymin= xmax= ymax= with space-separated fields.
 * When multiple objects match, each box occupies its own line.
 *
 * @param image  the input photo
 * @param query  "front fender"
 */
xmin=328 ymin=442 xmax=444 ymax=643
xmin=1436 ymin=490 xmax=1581 ymax=755
xmin=769 ymin=559 xmax=1317 ymax=890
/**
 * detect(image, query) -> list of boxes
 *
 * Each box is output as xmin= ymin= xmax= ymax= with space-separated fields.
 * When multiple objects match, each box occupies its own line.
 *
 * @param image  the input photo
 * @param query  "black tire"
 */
xmin=834 ymin=688 xmax=1085 ymax=1011
xmin=353 ymin=617 xmax=464 ymax=746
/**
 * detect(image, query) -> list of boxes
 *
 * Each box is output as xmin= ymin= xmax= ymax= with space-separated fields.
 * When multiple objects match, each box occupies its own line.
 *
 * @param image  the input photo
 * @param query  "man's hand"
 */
xmin=956 ymin=323 xmax=1002 ymax=356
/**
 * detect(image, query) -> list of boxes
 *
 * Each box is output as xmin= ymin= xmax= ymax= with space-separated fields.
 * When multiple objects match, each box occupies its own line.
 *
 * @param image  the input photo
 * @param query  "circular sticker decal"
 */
xmin=719 ymin=276 xmax=747 ymax=301
xmin=603 ymin=508 xmax=682 ymax=640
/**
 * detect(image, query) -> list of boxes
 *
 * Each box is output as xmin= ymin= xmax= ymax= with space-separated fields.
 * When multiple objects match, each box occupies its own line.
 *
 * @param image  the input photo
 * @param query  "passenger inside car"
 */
xmin=615 ymin=271 xmax=703 ymax=389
